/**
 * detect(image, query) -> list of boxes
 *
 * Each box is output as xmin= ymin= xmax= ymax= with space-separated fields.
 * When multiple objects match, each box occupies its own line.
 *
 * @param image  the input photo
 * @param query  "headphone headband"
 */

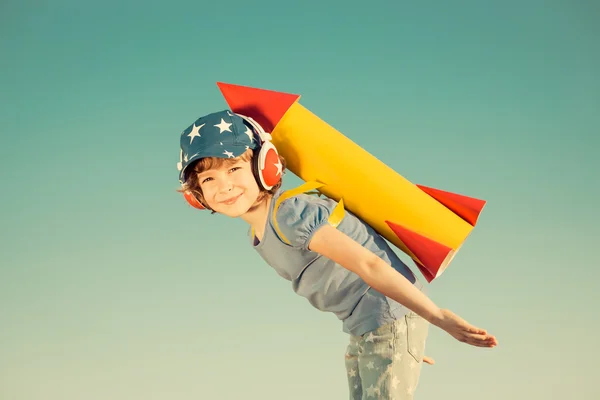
xmin=235 ymin=114 xmax=272 ymax=144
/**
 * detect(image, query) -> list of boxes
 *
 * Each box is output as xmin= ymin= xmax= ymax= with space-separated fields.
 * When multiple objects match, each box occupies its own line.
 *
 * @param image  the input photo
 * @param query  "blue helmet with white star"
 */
xmin=177 ymin=110 xmax=259 ymax=184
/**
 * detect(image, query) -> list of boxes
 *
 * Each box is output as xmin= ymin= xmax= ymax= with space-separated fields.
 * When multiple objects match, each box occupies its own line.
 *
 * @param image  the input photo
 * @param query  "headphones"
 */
xmin=181 ymin=113 xmax=282 ymax=210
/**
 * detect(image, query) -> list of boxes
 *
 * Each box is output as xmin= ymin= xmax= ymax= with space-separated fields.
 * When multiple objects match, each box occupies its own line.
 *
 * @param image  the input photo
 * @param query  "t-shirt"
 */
xmin=249 ymin=189 xmax=425 ymax=336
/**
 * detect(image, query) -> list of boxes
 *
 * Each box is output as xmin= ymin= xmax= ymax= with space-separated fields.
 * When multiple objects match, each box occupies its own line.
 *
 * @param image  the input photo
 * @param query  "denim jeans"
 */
xmin=344 ymin=312 xmax=429 ymax=399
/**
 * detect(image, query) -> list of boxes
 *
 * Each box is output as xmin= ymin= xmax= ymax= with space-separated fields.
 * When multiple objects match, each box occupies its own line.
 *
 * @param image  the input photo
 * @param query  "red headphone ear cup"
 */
xmin=183 ymin=190 xmax=206 ymax=210
xmin=256 ymin=142 xmax=282 ymax=190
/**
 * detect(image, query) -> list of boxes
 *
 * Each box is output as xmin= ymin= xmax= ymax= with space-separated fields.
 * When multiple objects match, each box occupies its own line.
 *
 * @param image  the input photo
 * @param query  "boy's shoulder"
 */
xmin=269 ymin=191 xmax=341 ymax=248
xmin=274 ymin=191 xmax=337 ymax=215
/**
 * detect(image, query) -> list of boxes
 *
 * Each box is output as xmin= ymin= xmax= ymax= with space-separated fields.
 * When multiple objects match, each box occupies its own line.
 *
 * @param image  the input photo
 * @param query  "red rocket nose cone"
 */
xmin=217 ymin=82 xmax=300 ymax=132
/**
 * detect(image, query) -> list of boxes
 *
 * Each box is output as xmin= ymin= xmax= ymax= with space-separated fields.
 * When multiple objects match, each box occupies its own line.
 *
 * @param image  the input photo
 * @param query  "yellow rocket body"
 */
xmin=276 ymin=102 xmax=471 ymax=262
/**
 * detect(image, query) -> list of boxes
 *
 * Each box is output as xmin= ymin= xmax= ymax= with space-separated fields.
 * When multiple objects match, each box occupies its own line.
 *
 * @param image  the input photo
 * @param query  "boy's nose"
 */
xmin=217 ymin=180 xmax=234 ymax=193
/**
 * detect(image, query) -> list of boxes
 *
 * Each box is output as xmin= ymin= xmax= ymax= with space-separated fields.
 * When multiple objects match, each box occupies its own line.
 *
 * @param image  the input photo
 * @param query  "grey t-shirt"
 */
xmin=250 ymin=189 xmax=425 ymax=336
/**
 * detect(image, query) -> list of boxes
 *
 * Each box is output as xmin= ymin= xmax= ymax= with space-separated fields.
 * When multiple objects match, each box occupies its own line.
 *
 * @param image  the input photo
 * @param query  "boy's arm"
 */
xmin=308 ymin=225 xmax=498 ymax=348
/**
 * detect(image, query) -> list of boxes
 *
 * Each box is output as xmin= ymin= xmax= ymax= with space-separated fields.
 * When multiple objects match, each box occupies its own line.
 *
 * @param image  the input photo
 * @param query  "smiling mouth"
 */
xmin=220 ymin=194 xmax=242 ymax=205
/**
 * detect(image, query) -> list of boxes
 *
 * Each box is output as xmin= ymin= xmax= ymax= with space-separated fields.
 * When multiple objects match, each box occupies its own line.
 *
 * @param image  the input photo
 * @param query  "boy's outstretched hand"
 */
xmin=435 ymin=309 xmax=498 ymax=348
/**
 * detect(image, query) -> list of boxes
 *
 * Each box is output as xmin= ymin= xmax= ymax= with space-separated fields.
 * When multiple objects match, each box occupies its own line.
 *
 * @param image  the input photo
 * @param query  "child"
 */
xmin=177 ymin=110 xmax=497 ymax=399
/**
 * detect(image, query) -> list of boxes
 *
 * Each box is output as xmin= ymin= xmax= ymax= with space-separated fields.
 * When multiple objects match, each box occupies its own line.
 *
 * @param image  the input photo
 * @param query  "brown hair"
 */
xmin=179 ymin=148 xmax=286 ymax=213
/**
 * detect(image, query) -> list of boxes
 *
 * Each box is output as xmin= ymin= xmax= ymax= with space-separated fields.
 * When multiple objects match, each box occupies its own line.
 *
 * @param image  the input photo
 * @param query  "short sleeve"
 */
xmin=273 ymin=194 xmax=339 ymax=250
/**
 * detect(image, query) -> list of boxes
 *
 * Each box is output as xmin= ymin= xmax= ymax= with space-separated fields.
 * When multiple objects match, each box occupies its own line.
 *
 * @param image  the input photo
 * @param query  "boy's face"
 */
xmin=197 ymin=157 xmax=261 ymax=217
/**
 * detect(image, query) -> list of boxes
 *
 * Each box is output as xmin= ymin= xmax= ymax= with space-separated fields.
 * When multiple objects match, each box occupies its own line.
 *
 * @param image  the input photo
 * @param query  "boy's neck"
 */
xmin=241 ymin=193 xmax=273 ymax=240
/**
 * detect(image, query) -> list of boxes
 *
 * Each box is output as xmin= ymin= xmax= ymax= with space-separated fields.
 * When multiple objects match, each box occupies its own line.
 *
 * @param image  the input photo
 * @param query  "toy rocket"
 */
xmin=217 ymin=82 xmax=486 ymax=282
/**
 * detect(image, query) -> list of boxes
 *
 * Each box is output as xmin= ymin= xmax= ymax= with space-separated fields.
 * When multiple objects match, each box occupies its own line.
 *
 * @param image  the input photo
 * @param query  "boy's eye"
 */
xmin=200 ymin=166 xmax=241 ymax=184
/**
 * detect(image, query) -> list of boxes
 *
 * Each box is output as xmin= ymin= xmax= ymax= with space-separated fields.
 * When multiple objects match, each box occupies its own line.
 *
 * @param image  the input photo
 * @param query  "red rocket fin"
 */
xmin=217 ymin=82 xmax=300 ymax=133
xmin=416 ymin=185 xmax=486 ymax=226
xmin=385 ymin=220 xmax=454 ymax=283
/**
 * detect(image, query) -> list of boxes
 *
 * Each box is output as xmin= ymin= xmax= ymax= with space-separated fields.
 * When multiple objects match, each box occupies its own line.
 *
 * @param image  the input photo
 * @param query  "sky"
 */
xmin=1 ymin=0 xmax=599 ymax=399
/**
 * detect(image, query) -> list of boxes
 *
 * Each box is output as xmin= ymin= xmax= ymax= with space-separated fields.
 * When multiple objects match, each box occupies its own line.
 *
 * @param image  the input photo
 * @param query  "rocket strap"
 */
xmin=253 ymin=181 xmax=345 ymax=245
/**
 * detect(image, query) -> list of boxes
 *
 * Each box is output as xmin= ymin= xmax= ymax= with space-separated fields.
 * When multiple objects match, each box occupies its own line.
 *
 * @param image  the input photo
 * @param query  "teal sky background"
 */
xmin=1 ymin=1 xmax=598 ymax=399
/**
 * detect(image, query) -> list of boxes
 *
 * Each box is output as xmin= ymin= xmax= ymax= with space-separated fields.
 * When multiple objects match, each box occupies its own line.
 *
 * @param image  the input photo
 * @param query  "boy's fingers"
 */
xmin=465 ymin=336 xmax=494 ymax=346
xmin=464 ymin=334 xmax=498 ymax=347
xmin=466 ymin=331 xmax=497 ymax=341
xmin=423 ymin=356 xmax=435 ymax=365
xmin=468 ymin=340 xmax=495 ymax=347
xmin=464 ymin=325 xmax=487 ymax=335
xmin=465 ymin=333 xmax=490 ymax=341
